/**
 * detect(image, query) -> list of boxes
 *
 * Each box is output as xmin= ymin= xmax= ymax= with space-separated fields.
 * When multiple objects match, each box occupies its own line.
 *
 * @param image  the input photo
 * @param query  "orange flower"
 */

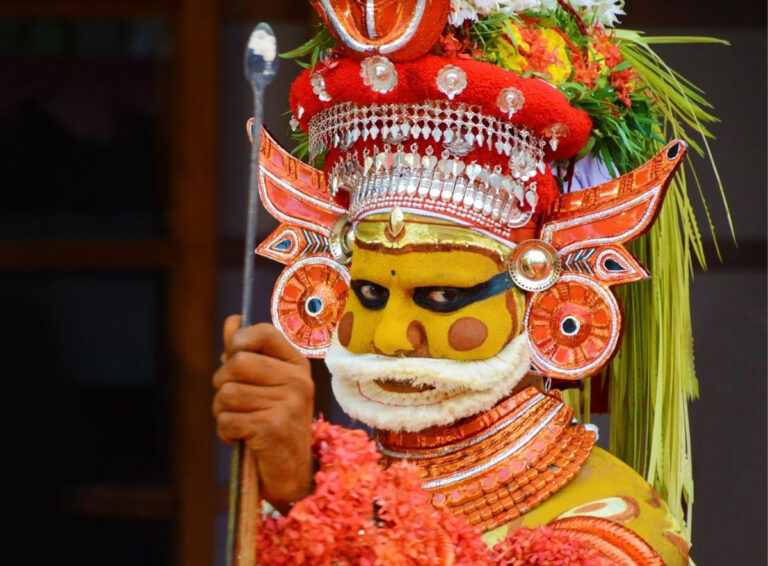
xmin=491 ymin=525 xmax=613 ymax=565
xmin=257 ymin=419 xmax=492 ymax=565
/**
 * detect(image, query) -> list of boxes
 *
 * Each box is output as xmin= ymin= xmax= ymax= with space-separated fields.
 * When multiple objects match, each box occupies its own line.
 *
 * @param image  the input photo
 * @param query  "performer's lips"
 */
xmin=374 ymin=379 xmax=436 ymax=393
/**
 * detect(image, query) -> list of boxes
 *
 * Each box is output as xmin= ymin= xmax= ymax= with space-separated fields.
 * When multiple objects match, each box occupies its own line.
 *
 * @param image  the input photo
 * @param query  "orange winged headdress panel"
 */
xmin=252 ymin=107 xmax=685 ymax=372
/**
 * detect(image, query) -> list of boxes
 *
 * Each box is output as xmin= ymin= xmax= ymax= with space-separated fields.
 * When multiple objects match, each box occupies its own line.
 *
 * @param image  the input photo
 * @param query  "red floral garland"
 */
xmin=492 ymin=526 xmax=612 ymax=565
xmin=256 ymin=420 xmax=612 ymax=565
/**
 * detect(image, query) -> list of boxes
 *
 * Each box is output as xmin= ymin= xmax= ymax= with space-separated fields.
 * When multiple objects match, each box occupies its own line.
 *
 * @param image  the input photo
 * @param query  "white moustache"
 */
xmin=325 ymin=333 xmax=530 ymax=392
xmin=325 ymin=333 xmax=532 ymax=432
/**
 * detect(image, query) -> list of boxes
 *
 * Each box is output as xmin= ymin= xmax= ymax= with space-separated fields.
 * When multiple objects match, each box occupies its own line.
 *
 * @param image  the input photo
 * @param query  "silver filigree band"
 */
xmin=328 ymin=144 xmax=539 ymax=235
xmin=308 ymin=101 xmax=547 ymax=183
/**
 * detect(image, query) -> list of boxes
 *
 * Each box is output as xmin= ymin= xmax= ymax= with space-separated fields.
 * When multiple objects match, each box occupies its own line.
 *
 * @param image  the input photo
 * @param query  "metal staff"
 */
xmin=226 ymin=22 xmax=279 ymax=566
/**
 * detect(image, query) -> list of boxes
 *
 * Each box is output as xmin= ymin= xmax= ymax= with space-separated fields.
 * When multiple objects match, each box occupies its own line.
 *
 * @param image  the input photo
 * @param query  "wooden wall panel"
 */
xmin=170 ymin=0 xmax=218 ymax=565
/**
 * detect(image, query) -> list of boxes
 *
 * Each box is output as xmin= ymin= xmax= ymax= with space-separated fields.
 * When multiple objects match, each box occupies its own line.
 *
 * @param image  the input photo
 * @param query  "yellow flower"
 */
xmin=539 ymin=28 xmax=572 ymax=84
xmin=495 ymin=24 xmax=528 ymax=74
xmin=491 ymin=23 xmax=574 ymax=85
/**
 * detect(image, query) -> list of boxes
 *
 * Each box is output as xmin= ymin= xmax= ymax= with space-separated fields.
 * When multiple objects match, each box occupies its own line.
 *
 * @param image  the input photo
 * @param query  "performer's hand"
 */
xmin=213 ymin=316 xmax=315 ymax=512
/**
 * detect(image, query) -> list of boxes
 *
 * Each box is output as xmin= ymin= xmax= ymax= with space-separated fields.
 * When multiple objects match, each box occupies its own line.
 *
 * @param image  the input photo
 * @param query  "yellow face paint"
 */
xmin=342 ymin=214 xmax=526 ymax=360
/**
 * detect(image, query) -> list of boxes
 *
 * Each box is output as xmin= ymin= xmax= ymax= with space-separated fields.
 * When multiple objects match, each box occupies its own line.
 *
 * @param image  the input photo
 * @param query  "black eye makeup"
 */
xmin=413 ymin=272 xmax=515 ymax=313
xmin=351 ymin=280 xmax=390 ymax=310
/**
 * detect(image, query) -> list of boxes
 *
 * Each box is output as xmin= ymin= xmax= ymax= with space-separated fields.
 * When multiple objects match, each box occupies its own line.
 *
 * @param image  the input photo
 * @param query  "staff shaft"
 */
xmin=226 ymin=89 xmax=266 ymax=566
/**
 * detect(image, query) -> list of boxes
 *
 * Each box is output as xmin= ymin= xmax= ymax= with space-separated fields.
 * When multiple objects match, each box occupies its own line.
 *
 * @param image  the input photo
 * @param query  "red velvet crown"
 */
xmin=290 ymin=54 xmax=592 ymax=215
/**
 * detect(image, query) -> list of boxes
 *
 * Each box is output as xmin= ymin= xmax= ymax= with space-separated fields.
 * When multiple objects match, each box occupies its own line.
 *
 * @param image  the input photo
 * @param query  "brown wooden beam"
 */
xmin=220 ymin=0 xmax=309 ymax=21
xmin=170 ymin=0 xmax=218 ymax=564
xmin=0 ymin=239 xmax=173 ymax=270
xmin=60 ymin=484 xmax=233 ymax=519
xmin=61 ymin=486 xmax=176 ymax=519
xmin=0 ymin=0 xmax=175 ymax=19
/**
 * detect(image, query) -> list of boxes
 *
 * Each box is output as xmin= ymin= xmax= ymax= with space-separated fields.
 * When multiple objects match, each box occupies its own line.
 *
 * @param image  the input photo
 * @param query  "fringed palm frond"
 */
xmin=607 ymin=32 xmax=732 ymax=537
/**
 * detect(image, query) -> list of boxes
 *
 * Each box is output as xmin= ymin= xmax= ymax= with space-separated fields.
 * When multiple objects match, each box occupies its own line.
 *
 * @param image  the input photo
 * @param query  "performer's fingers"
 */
xmin=216 ymin=410 xmax=258 ymax=443
xmin=213 ymin=350 xmax=313 ymax=391
xmin=216 ymin=408 xmax=290 ymax=447
xmin=213 ymin=381 xmax=292 ymax=416
xmin=221 ymin=315 xmax=242 ymax=362
xmin=225 ymin=322 xmax=308 ymax=367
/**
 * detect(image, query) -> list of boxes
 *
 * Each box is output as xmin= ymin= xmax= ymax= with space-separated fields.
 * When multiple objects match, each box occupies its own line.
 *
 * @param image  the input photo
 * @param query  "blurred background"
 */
xmin=0 ymin=1 xmax=764 ymax=564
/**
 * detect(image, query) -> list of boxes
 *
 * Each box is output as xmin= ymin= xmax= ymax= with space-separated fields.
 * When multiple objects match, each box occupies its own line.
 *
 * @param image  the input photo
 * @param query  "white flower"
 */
xmin=449 ymin=0 xmax=556 ymax=27
xmin=500 ymin=0 xmax=550 ymax=12
xmin=473 ymin=0 xmax=500 ymax=11
xmin=570 ymin=0 xmax=625 ymax=27
xmin=448 ymin=0 xmax=624 ymax=28
xmin=449 ymin=0 xmax=480 ymax=26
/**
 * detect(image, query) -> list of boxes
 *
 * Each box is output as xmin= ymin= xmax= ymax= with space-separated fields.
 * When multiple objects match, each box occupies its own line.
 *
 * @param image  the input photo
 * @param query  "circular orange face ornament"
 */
xmin=272 ymin=256 xmax=351 ymax=357
xmin=525 ymin=275 xmax=620 ymax=380
xmin=309 ymin=0 xmax=450 ymax=61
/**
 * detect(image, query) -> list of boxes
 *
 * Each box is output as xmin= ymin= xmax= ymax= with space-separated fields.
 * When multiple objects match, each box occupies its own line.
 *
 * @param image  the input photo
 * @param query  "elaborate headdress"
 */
xmin=252 ymin=0 xmax=725 ymax=534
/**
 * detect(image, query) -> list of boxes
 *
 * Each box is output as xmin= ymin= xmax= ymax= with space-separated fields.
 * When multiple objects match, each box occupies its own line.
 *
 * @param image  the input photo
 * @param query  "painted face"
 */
xmin=326 ymin=213 xmax=532 ymax=432
xmin=340 ymin=246 xmax=525 ymax=360
xmin=340 ymin=212 xmax=526 ymax=359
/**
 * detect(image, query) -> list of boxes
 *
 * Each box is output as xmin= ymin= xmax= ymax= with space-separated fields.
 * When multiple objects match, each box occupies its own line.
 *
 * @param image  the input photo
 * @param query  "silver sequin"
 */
xmin=360 ymin=55 xmax=398 ymax=94
xmin=436 ymin=64 xmax=467 ymax=101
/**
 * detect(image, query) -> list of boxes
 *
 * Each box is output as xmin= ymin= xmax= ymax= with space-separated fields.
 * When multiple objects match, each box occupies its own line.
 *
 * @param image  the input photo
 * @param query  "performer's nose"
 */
xmin=373 ymin=292 xmax=417 ymax=356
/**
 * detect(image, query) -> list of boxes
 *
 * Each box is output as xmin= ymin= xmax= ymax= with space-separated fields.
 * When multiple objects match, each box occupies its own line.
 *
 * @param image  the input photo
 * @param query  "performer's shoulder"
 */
xmin=483 ymin=447 xmax=691 ymax=565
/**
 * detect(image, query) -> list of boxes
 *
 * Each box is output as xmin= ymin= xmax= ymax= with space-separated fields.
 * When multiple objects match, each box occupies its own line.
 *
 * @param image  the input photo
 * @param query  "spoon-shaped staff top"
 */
xmin=246 ymin=23 xmax=279 ymax=87
xmin=239 ymin=22 xmax=279 ymax=330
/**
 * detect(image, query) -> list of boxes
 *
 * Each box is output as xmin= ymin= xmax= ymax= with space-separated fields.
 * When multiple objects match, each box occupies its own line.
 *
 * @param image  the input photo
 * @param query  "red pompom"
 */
xmin=289 ymin=55 xmax=590 ymax=219
xmin=290 ymin=55 xmax=592 ymax=163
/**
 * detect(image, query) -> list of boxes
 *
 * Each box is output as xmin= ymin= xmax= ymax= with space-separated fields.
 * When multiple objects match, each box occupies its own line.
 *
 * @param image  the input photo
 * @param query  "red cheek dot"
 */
xmin=338 ymin=311 xmax=354 ymax=347
xmin=447 ymin=317 xmax=488 ymax=351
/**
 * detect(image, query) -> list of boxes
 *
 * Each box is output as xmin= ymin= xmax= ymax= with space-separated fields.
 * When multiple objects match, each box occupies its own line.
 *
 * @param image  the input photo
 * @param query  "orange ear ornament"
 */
xmin=251 ymin=122 xmax=350 ymax=357
xmin=525 ymin=141 xmax=687 ymax=380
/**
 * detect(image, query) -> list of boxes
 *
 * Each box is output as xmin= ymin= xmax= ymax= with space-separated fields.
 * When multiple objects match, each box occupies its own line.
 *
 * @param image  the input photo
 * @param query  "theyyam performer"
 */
xmin=213 ymin=1 xmax=728 ymax=563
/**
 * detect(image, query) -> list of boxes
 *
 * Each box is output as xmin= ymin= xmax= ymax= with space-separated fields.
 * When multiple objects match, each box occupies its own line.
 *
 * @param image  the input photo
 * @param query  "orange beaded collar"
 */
xmin=376 ymin=386 xmax=596 ymax=532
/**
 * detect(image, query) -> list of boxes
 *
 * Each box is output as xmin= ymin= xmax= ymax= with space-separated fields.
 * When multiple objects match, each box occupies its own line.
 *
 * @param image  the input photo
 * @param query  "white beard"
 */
xmin=326 ymin=333 xmax=531 ymax=432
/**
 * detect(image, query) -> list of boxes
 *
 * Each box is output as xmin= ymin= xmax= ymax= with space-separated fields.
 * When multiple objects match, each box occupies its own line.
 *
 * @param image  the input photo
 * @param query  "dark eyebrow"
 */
xmin=413 ymin=272 xmax=516 ymax=313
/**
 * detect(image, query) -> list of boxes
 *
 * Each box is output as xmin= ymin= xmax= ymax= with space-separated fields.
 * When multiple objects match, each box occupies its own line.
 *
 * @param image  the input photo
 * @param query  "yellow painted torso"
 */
xmin=483 ymin=447 xmax=691 ymax=565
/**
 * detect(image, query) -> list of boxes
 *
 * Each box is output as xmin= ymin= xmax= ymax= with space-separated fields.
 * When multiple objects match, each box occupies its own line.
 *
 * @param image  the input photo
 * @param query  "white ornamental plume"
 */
xmin=449 ymin=0 xmax=623 ymax=27
xmin=448 ymin=0 xmax=481 ymax=26
xmin=570 ymin=0 xmax=625 ymax=27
